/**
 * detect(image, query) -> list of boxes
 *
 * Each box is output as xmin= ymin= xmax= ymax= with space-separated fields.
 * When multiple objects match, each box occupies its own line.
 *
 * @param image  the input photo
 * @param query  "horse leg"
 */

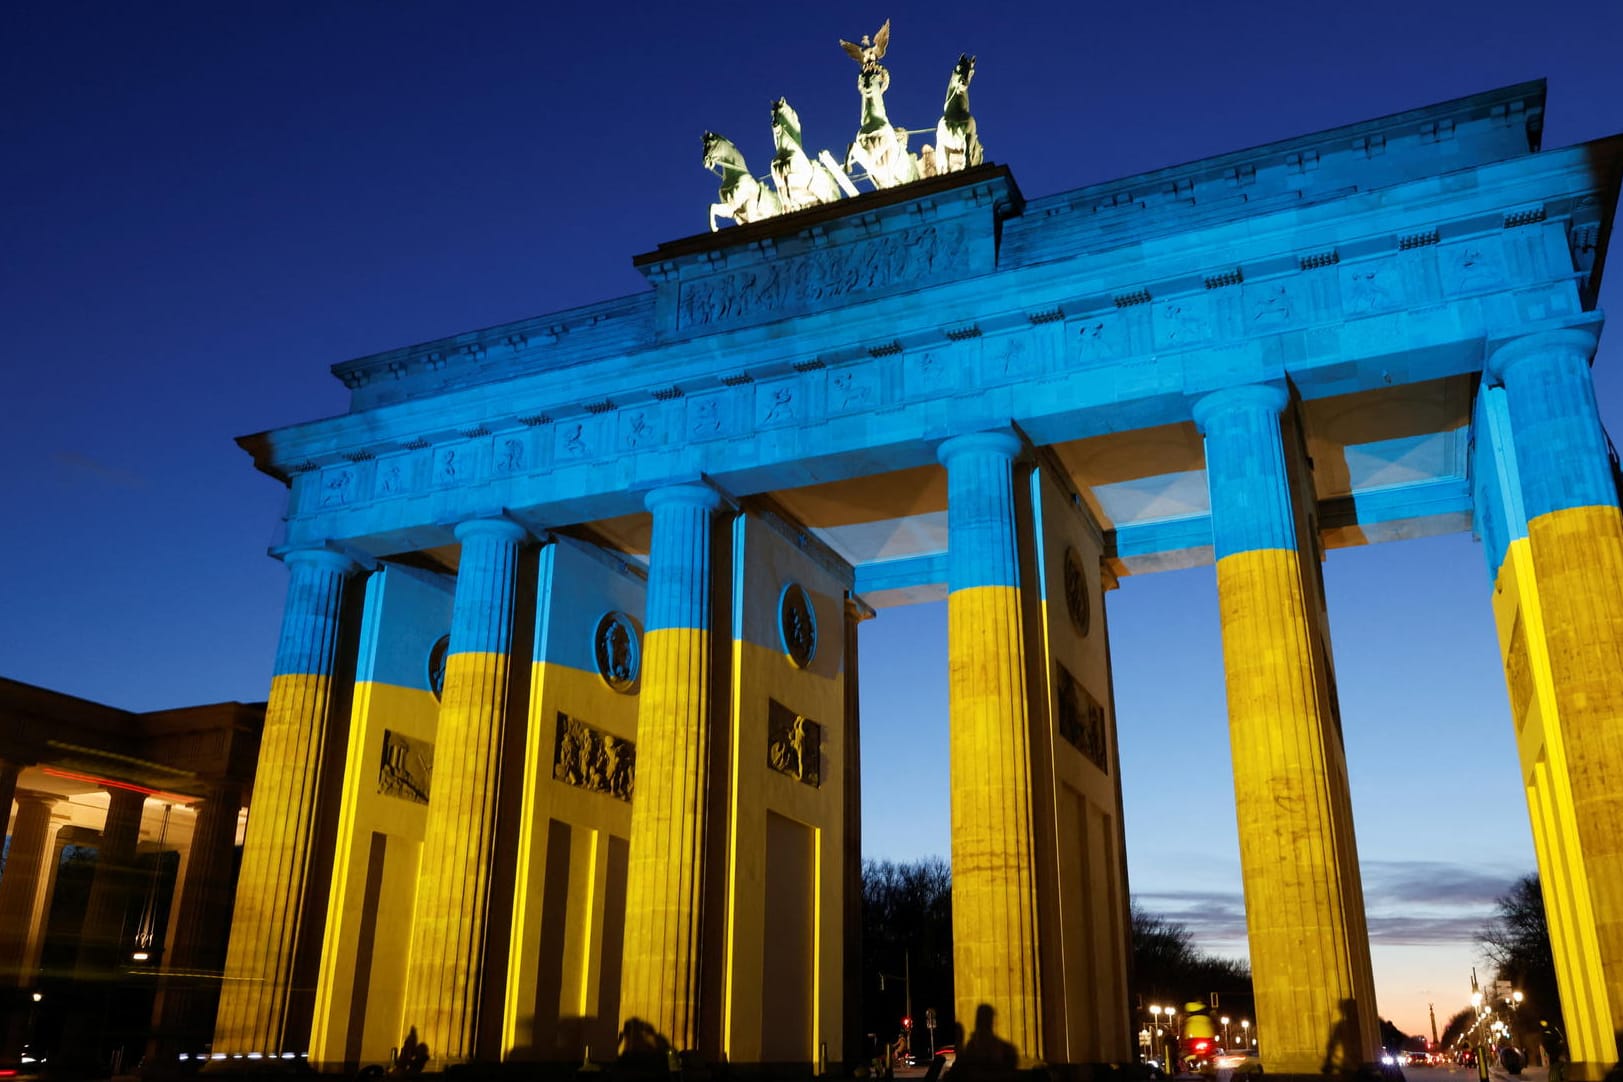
xmin=708 ymin=201 xmax=729 ymax=232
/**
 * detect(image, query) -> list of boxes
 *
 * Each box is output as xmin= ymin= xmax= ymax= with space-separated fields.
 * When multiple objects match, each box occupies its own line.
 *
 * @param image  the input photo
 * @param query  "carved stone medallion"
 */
xmin=427 ymin=634 xmax=451 ymax=701
xmin=594 ymin=611 xmax=641 ymax=693
xmin=767 ymin=699 xmax=821 ymax=787
xmin=378 ymin=729 xmax=433 ymax=804
xmin=553 ymin=712 xmax=635 ymax=801
xmin=779 ymin=582 xmax=817 ymax=668
xmin=1062 ymin=547 xmax=1090 ymax=637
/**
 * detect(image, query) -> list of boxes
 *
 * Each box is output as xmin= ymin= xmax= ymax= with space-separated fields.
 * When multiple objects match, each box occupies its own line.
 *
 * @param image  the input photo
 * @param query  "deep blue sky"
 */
xmin=6 ymin=0 xmax=1622 ymax=1039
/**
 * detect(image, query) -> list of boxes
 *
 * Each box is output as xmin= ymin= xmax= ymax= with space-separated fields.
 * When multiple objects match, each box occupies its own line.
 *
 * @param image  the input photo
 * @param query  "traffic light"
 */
xmin=903 ymin=1016 xmax=913 ymax=1030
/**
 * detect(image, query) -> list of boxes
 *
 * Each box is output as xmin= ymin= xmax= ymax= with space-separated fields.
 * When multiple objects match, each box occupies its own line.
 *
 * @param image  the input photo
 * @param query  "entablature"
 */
xmin=247 ymin=140 xmax=1615 ymax=491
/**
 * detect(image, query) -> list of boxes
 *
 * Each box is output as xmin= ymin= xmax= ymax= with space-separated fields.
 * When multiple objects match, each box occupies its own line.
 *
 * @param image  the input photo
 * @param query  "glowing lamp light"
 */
xmin=132 ymin=950 xmax=150 ymax=961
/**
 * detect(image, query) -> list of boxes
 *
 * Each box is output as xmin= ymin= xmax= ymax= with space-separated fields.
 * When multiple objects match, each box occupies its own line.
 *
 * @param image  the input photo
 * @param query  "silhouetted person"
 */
xmin=955 ymin=1004 xmax=1018 ymax=1078
xmin=1501 ymin=1043 xmax=1524 ymax=1075
xmin=1539 ymin=1020 xmax=1568 ymax=1082
xmin=617 ymin=1016 xmax=673 ymax=1076
xmin=389 ymin=1026 xmax=429 ymax=1076
xmin=1322 ymin=998 xmax=1360 ymax=1075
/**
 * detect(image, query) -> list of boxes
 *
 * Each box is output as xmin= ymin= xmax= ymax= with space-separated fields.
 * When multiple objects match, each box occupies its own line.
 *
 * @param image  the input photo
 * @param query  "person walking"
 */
xmin=1539 ymin=1020 xmax=1568 ymax=1082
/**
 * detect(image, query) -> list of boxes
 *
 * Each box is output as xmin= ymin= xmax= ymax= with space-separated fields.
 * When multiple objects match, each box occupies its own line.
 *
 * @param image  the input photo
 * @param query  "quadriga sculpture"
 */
xmin=702 ymin=131 xmax=782 ymax=232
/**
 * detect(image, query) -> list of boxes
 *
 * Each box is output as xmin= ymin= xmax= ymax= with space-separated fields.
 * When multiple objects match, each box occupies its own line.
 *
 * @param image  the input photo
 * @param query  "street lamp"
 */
xmin=1221 ymin=1016 xmax=1232 ymax=1049
xmin=1241 ymin=1019 xmax=1251 ymax=1048
xmin=1150 ymin=1005 xmax=1175 ymax=1069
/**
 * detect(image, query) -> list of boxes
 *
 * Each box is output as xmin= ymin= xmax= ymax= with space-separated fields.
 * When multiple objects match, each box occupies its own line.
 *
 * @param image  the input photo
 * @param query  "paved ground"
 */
xmin=888 ymin=1061 xmax=1554 ymax=1080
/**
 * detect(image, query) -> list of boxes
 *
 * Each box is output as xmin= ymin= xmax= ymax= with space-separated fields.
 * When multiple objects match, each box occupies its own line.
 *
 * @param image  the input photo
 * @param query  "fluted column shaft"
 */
xmin=620 ymin=483 xmax=721 ymax=1054
xmin=1194 ymin=385 xmax=1377 ymax=1075
xmin=402 ymin=517 xmax=528 ymax=1065
xmin=0 ymin=793 xmax=58 ymax=986
xmin=0 ymin=760 xmax=19 ymax=842
xmin=842 ymin=597 xmax=869 ymax=1070
xmin=1490 ymin=330 xmax=1623 ymax=1054
xmin=149 ymin=785 xmax=243 ymax=1061
xmin=939 ymin=431 xmax=1044 ymax=1066
xmin=214 ymin=546 xmax=358 ymax=1054
xmin=75 ymin=786 xmax=147 ymax=973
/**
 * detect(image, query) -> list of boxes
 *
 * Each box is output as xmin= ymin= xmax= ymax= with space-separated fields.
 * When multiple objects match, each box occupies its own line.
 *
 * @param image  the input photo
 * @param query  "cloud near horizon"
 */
xmin=1134 ymin=858 xmax=1529 ymax=957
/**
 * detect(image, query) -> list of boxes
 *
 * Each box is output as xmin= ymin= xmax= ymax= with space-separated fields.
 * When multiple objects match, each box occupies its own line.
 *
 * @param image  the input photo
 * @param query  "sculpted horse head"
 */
xmin=702 ymin=130 xmax=780 ymax=231
xmin=947 ymin=53 xmax=976 ymax=100
xmin=702 ymin=131 xmax=744 ymax=174
xmin=856 ymin=64 xmax=893 ymax=134
xmin=771 ymin=98 xmax=803 ymax=151
xmin=846 ymin=64 xmax=919 ymax=189
xmin=770 ymin=97 xmax=847 ymax=211
xmin=934 ymin=54 xmax=983 ymax=174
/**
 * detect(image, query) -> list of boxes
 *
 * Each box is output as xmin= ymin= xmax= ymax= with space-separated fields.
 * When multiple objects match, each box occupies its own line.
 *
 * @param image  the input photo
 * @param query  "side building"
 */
xmin=0 ymin=679 xmax=262 ymax=1073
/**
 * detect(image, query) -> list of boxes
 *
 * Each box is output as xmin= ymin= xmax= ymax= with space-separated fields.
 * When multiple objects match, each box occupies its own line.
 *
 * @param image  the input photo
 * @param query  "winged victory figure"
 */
xmin=840 ymin=19 xmax=890 ymax=73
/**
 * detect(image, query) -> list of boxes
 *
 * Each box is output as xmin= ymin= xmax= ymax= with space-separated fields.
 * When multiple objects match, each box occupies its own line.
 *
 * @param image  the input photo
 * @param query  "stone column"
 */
xmin=1489 ymin=329 xmax=1623 ymax=1066
xmin=22 ymin=827 xmax=68 ymax=979
xmin=1193 ymin=385 xmax=1378 ymax=1076
xmin=0 ymin=793 xmax=58 ymax=1063
xmin=0 ymin=760 xmax=19 ymax=841
xmin=148 ymin=786 xmax=243 ymax=1063
xmin=938 ymin=431 xmax=1044 ymax=1067
xmin=842 ymin=595 xmax=871 ymax=1071
xmin=214 ymin=546 xmax=359 ymax=1055
xmin=75 ymin=787 xmax=148 ymax=974
xmin=54 ymin=787 xmax=148 ymax=1072
xmin=401 ymin=517 xmax=528 ymax=1065
xmin=619 ymin=483 xmax=722 ymax=1056
xmin=0 ymin=792 xmax=58 ymax=986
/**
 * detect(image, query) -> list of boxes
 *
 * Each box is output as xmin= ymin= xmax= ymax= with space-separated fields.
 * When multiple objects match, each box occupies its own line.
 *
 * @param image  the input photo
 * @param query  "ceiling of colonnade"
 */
xmin=415 ymin=373 xmax=1475 ymax=606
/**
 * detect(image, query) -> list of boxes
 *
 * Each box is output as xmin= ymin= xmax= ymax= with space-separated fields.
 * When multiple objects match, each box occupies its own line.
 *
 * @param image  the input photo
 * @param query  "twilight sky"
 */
xmin=6 ymin=0 xmax=1623 ymax=1043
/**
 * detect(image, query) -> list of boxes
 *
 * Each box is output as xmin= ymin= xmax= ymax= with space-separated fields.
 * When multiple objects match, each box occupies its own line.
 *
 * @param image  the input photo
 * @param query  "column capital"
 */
xmin=102 ymin=784 xmax=148 ymax=809
xmin=644 ymin=482 xmax=723 ymax=514
xmin=936 ymin=430 xmax=1023 ymax=467
xmin=13 ymin=789 xmax=60 ymax=809
xmin=1486 ymin=328 xmax=1599 ymax=384
xmin=453 ymin=516 xmax=530 ymax=544
xmin=276 ymin=544 xmax=362 ymax=576
xmin=1191 ymin=383 xmax=1288 ymax=433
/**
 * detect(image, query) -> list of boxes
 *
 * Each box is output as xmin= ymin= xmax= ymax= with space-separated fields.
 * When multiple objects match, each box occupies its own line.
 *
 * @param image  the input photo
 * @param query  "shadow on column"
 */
xmin=951 ymin=1004 xmax=1019 ymax=1078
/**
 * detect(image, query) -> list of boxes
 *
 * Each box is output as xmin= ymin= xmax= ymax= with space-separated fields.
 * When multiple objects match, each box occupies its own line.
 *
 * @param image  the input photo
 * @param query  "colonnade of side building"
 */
xmin=0 ymin=702 xmax=256 ymax=1072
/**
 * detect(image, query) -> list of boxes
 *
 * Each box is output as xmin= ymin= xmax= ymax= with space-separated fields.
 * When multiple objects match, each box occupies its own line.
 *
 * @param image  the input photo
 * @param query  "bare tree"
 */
xmin=1478 ymin=873 xmax=1561 ymax=1034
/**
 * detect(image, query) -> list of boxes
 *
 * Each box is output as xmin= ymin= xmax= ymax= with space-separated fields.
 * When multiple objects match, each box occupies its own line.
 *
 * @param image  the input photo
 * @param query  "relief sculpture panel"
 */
xmin=553 ymin=711 xmax=635 ymax=801
xmin=678 ymin=222 xmax=967 ymax=330
xmin=378 ymin=729 xmax=434 ymax=804
xmin=1055 ymin=663 xmax=1108 ymax=772
xmin=767 ymin=699 xmax=822 ymax=787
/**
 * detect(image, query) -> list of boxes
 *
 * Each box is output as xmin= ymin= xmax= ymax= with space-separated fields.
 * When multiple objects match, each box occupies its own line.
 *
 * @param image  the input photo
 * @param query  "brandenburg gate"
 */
xmin=217 ymin=40 xmax=1623 ymax=1080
